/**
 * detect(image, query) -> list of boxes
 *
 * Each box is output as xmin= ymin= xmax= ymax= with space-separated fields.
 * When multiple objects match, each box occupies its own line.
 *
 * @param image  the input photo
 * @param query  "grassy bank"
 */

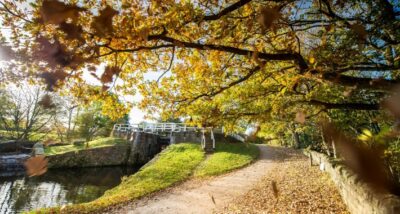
xmin=194 ymin=142 xmax=259 ymax=177
xmin=37 ymin=143 xmax=205 ymax=213
xmin=44 ymin=137 xmax=127 ymax=155
xmin=34 ymin=141 xmax=259 ymax=213
xmin=0 ymin=130 xmax=59 ymax=142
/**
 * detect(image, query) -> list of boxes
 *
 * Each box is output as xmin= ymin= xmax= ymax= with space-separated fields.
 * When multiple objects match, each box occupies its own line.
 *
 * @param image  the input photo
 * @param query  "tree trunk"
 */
xmin=332 ymin=140 xmax=337 ymax=158
xmin=291 ymin=129 xmax=300 ymax=149
xmin=321 ymin=131 xmax=331 ymax=157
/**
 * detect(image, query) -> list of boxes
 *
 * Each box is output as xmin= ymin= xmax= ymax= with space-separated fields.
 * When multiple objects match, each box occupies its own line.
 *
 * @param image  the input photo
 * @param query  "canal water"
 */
xmin=0 ymin=166 xmax=137 ymax=213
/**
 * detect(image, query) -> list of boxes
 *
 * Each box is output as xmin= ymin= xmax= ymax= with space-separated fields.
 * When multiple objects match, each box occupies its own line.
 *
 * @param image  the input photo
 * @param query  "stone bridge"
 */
xmin=111 ymin=123 xmax=245 ymax=165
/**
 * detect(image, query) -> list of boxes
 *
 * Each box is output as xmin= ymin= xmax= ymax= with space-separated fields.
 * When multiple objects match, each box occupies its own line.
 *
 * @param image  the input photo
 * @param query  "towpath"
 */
xmin=110 ymin=145 xmax=347 ymax=213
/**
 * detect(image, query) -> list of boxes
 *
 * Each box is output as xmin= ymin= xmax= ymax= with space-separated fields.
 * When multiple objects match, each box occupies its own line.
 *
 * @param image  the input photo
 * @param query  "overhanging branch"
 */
xmin=147 ymin=34 xmax=308 ymax=71
xmin=308 ymin=99 xmax=379 ymax=110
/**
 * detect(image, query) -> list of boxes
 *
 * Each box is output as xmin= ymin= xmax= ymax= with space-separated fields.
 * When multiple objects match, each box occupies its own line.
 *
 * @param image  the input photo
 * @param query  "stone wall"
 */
xmin=305 ymin=150 xmax=400 ymax=214
xmin=47 ymin=145 xmax=130 ymax=168
xmin=0 ymin=140 xmax=33 ymax=154
xmin=172 ymin=131 xmax=202 ymax=144
xmin=128 ymin=132 xmax=161 ymax=165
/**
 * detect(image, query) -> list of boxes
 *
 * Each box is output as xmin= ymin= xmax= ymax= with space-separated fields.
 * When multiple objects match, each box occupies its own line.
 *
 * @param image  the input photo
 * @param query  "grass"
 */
xmin=0 ymin=130 xmax=59 ymax=142
xmin=194 ymin=142 xmax=259 ymax=177
xmin=35 ymin=143 xmax=205 ymax=213
xmin=44 ymin=137 xmax=128 ymax=155
xmin=32 ymin=141 xmax=259 ymax=213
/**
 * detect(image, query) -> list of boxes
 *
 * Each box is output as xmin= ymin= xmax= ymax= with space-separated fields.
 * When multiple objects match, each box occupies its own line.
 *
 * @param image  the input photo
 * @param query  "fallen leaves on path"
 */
xmin=217 ymin=148 xmax=349 ymax=214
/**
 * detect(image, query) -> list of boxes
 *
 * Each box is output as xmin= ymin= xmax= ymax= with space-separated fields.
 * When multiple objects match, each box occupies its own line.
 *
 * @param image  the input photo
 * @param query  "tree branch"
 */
xmin=322 ymin=73 xmax=399 ymax=91
xmin=202 ymin=0 xmax=253 ymax=21
xmin=147 ymin=34 xmax=309 ymax=70
xmin=178 ymin=65 xmax=261 ymax=104
xmin=308 ymin=99 xmax=379 ymax=110
xmin=157 ymin=46 xmax=175 ymax=83
xmin=0 ymin=2 xmax=32 ymax=23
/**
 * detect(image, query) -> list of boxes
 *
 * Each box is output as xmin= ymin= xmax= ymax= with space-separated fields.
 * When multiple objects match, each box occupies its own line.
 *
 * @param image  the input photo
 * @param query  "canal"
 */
xmin=0 ymin=166 xmax=137 ymax=213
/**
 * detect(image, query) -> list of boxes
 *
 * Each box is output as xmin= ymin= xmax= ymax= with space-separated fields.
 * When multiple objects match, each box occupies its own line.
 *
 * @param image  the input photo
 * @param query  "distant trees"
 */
xmin=0 ymin=86 xmax=129 ymax=143
xmin=0 ymin=85 xmax=57 ymax=141
xmin=76 ymin=103 xmax=129 ymax=141
xmin=52 ymin=95 xmax=79 ymax=142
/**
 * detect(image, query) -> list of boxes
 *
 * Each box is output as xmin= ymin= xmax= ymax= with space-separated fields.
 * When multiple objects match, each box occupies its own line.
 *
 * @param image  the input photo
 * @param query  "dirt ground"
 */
xmin=109 ymin=145 xmax=348 ymax=214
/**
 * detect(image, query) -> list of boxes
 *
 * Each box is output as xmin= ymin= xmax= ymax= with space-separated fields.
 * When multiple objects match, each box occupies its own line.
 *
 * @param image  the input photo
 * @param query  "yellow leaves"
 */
xmin=24 ymin=156 xmax=48 ymax=177
xmin=358 ymin=129 xmax=373 ymax=141
xmin=101 ymin=95 xmax=130 ymax=121
xmin=309 ymin=57 xmax=316 ymax=64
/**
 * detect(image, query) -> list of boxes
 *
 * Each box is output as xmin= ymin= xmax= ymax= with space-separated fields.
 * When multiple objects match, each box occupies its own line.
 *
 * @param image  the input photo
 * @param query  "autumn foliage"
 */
xmin=0 ymin=0 xmax=400 ymax=191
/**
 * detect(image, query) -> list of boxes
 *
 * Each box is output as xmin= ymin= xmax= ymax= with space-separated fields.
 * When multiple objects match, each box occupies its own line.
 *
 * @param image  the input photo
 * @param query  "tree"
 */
xmin=76 ymin=103 xmax=128 ymax=141
xmin=0 ymin=0 xmax=399 ymax=128
xmin=1 ymin=0 xmax=400 ymax=194
xmin=76 ymin=105 xmax=109 ymax=142
xmin=0 ymin=0 xmax=398 ymax=131
xmin=52 ymin=94 xmax=80 ymax=142
xmin=0 ymin=85 xmax=57 ymax=140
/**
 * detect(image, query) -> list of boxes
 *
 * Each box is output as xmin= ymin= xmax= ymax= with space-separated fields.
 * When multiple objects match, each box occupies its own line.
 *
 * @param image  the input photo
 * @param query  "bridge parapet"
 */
xmin=112 ymin=123 xmax=231 ymax=152
xmin=113 ymin=123 xmax=202 ymax=134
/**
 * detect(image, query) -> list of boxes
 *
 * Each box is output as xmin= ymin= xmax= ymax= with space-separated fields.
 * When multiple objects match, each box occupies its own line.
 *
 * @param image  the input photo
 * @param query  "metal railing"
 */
xmin=113 ymin=123 xmax=244 ymax=146
xmin=230 ymin=133 xmax=245 ymax=142
xmin=113 ymin=123 xmax=200 ymax=134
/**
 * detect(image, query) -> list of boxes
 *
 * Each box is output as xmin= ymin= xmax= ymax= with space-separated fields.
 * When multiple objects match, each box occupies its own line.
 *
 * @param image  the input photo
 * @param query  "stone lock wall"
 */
xmin=128 ymin=132 xmax=161 ymax=165
xmin=171 ymin=131 xmax=202 ymax=144
xmin=305 ymin=150 xmax=400 ymax=214
xmin=47 ymin=130 xmax=240 ymax=169
xmin=47 ymin=145 xmax=130 ymax=168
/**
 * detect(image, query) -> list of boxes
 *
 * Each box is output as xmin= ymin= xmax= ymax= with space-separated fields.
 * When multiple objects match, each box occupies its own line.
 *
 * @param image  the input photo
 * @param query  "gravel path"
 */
xmin=110 ymin=145 xmax=348 ymax=214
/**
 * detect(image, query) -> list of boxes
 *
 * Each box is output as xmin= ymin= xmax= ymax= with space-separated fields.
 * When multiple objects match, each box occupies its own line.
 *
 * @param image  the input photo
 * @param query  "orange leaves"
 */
xmin=40 ymin=0 xmax=84 ymax=24
xmin=221 ymin=150 xmax=348 ymax=213
xmin=40 ymin=70 xmax=68 ymax=91
xmin=295 ymin=111 xmax=306 ymax=124
xmin=34 ymin=37 xmax=68 ymax=67
xmin=350 ymin=23 xmax=367 ymax=41
xmin=252 ymin=51 xmax=265 ymax=67
xmin=38 ymin=94 xmax=56 ymax=109
xmin=257 ymin=6 xmax=281 ymax=31
xmin=34 ymin=36 xmax=85 ymax=69
xmin=59 ymin=22 xmax=84 ymax=41
xmin=100 ymin=66 xmax=121 ymax=84
xmin=271 ymin=180 xmax=279 ymax=198
xmin=322 ymin=122 xmax=392 ymax=192
xmin=0 ymin=44 xmax=16 ymax=61
xmin=24 ymin=156 xmax=48 ymax=177
xmin=91 ymin=6 xmax=118 ymax=37
xmin=382 ymin=86 xmax=400 ymax=120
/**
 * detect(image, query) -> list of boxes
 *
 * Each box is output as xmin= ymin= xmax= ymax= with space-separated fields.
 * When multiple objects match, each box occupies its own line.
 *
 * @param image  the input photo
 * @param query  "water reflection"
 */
xmin=0 ymin=166 xmax=137 ymax=213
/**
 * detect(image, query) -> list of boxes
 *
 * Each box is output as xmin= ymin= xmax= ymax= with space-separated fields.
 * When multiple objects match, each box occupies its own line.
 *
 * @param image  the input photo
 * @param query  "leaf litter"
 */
xmin=217 ymin=149 xmax=349 ymax=214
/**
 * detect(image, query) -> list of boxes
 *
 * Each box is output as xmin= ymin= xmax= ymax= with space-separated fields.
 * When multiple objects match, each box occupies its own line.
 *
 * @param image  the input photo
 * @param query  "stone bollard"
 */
xmin=32 ymin=142 xmax=45 ymax=156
